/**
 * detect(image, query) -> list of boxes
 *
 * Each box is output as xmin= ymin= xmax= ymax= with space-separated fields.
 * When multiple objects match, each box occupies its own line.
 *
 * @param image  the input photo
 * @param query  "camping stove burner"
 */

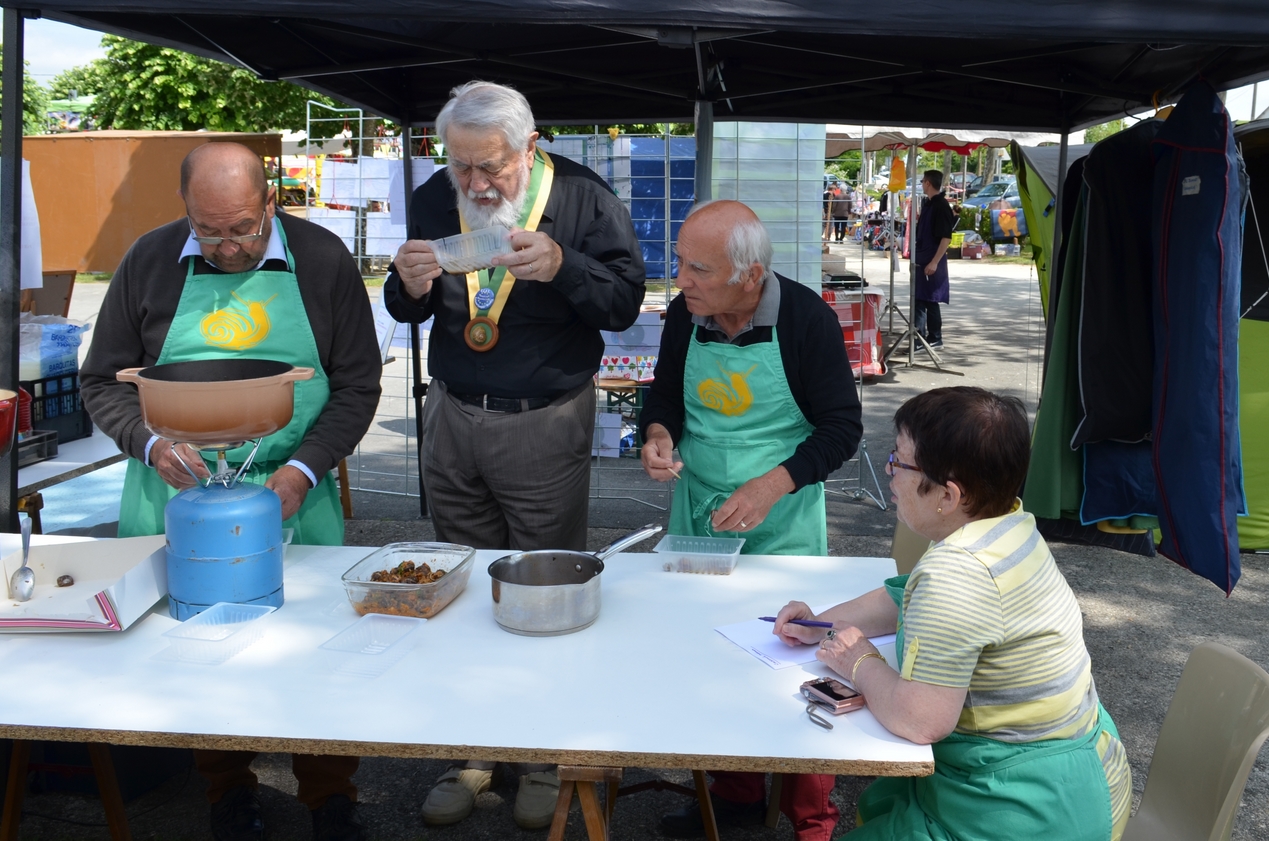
xmin=172 ymin=438 xmax=264 ymax=488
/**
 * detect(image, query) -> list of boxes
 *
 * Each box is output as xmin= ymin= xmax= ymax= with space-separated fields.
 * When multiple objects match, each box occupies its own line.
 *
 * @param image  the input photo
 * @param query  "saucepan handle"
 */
xmin=279 ymin=367 xmax=315 ymax=383
xmin=115 ymin=367 xmax=143 ymax=384
xmin=594 ymin=524 xmax=664 ymax=561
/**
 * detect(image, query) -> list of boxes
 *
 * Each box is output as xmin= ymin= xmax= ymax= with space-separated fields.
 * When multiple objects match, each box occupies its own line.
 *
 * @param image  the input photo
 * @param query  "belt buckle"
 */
xmin=482 ymin=395 xmax=490 ymax=411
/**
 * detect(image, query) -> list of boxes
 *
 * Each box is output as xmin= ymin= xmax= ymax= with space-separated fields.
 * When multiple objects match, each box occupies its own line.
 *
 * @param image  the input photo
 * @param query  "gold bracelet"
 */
xmin=851 ymin=651 xmax=886 ymax=685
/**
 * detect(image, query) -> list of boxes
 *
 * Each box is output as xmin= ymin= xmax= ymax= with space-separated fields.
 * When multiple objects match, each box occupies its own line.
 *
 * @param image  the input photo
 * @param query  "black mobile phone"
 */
xmin=801 ymin=677 xmax=866 ymax=714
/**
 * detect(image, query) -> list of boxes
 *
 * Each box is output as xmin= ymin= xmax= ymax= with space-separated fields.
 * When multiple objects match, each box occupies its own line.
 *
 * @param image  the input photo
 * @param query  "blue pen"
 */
xmin=759 ymin=616 xmax=834 ymax=628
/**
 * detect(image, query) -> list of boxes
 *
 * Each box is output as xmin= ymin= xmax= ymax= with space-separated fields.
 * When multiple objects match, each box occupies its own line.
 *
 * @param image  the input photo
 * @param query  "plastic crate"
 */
xmin=20 ymin=373 xmax=92 ymax=443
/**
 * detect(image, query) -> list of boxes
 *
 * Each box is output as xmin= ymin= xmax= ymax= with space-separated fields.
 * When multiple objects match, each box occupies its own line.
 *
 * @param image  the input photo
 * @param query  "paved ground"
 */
xmin=12 ymin=248 xmax=1268 ymax=839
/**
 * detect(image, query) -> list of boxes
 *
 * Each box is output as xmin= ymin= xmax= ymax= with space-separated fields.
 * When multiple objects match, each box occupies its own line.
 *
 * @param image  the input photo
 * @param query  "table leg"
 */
xmin=1 ymin=740 xmax=31 ymax=841
xmin=16 ymin=493 xmax=42 ymax=535
xmin=575 ymin=780 xmax=607 ymax=841
xmin=547 ymin=778 xmax=576 ymax=841
xmin=765 ymin=773 xmax=783 ymax=828
xmin=86 ymin=744 xmax=132 ymax=841
xmin=692 ymin=770 xmax=720 ymax=841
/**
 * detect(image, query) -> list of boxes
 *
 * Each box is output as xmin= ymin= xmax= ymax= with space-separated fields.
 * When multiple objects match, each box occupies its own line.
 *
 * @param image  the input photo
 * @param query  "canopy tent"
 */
xmin=3 ymin=1 xmax=1269 ymax=579
xmin=826 ymin=127 xmax=1074 ymax=158
xmin=1233 ymin=118 xmax=1269 ymax=551
xmin=1011 ymin=141 xmax=1095 ymax=314
xmin=19 ymin=1 xmax=1269 ymax=131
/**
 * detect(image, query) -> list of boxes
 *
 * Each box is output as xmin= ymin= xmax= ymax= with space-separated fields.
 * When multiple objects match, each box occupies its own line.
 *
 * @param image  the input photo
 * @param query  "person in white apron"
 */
xmin=80 ymin=142 xmax=382 ymax=841
xmin=640 ymin=200 xmax=862 ymax=841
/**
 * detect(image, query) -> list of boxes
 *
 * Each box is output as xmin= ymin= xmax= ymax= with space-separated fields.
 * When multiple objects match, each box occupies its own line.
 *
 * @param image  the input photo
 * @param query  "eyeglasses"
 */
xmin=188 ymin=211 xmax=267 ymax=246
xmin=885 ymin=450 xmax=921 ymax=477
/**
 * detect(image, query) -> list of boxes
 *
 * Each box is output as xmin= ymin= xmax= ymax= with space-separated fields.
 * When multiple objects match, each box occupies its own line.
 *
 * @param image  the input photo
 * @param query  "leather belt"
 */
xmin=451 ymin=392 xmax=553 ymax=413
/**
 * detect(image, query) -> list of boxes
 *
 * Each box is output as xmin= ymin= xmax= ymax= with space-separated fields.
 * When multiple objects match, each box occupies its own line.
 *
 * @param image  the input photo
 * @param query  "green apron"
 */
xmin=118 ymin=221 xmax=344 ymax=546
xmin=847 ymin=575 xmax=1116 ymax=841
xmin=668 ymin=325 xmax=827 ymax=555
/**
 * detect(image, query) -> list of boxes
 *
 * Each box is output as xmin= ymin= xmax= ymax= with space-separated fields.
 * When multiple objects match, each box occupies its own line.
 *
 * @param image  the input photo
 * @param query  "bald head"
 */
xmin=180 ymin=142 xmax=268 ymax=201
xmin=181 ymin=142 xmax=276 ymax=274
xmin=682 ymin=200 xmax=773 ymax=284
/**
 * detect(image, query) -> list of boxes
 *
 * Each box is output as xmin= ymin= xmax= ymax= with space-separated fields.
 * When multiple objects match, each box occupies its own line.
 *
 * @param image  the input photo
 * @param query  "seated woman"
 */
xmin=774 ymin=386 xmax=1132 ymax=841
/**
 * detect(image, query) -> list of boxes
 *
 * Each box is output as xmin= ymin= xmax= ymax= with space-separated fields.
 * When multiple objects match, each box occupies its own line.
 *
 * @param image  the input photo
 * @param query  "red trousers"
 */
xmin=194 ymin=750 xmax=359 ymax=810
xmin=710 ymin=771 xmax=839 ymax=841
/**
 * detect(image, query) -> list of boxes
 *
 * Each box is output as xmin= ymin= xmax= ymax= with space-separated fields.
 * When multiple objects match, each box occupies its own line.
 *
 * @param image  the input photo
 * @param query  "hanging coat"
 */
xmin=1071 ymin=119 xmax=1163 ymax=448
xmin=1151 ymin=80 xmax=1248 ymax=594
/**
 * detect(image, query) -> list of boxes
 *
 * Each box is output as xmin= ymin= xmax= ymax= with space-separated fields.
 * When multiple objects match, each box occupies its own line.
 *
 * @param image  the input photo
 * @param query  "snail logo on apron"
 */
xmin=697 ymin=362 xmax=757 ymax=417
xmin=200 ymin=291 xmax=277 ymax=350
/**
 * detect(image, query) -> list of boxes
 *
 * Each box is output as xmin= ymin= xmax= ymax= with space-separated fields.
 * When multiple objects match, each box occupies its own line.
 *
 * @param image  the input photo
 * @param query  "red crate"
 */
xmin=821 ymin=289 xmax=885 ymax=378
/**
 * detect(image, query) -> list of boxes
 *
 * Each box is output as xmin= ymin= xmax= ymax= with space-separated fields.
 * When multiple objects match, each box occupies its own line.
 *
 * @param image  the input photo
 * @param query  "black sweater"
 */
xmin=81 ymin=212 xmax=382 ymax=478
xmin=639 ymin=275 xmax=863 ymax=491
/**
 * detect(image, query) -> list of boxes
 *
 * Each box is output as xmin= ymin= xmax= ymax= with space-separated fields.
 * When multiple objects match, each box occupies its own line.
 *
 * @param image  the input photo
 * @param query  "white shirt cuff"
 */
xmin=286 ymin=459 xmax=318 ymax=488
xmin=143 ymin=435 xmax=160 ymax=467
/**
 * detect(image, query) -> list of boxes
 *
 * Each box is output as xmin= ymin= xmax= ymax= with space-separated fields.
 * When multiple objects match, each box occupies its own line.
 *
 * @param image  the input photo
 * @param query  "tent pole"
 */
xmin=860 ymin=126 xmax=866 ymax=283
xmin=694 ymin=100 xmax=713 ymax=204
xmin=400 ymin=118 xmax=429 ymax=518
xmin=1 ymin=8 xmax=25 ymax=533
xmin=1042 ymin=128 xmax=1070 ymax=384
xmin=907 ymin=144 xmax=918 ymax=363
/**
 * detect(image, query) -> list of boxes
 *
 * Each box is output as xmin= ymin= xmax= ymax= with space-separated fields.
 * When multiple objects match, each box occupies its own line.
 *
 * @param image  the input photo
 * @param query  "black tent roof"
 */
xmin=28 ymin=1 xmax=1269 ymax=131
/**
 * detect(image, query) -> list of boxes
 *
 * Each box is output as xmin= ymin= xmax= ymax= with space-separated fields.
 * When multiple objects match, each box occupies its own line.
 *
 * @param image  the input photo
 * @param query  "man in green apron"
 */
xmin=81 ymin=142 xmax=382 ymax=841
xmin=638 ymin=200 xmax=862 ymax=841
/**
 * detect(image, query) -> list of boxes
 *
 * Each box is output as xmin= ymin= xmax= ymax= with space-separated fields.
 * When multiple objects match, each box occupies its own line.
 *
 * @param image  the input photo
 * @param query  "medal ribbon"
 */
xmin=462 ymin=149 xmax=555 ymax=322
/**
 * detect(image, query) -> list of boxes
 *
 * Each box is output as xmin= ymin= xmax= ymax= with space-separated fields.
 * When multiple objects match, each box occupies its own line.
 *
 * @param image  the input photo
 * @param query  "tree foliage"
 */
xmin=85 ymin=35 xmax=340 ymax=134
xmin=48 ymin=62 xmax=109 ymax=100
xmin=0 ymin=43 xmax=50 ymax=135
xmin=1084 ymin=119 xmax=1125 ymax=145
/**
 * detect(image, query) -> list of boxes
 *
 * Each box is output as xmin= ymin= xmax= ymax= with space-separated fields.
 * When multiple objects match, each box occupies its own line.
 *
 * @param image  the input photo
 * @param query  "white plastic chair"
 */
xmin=1122 ymin=642 xmax=1269 ymax=841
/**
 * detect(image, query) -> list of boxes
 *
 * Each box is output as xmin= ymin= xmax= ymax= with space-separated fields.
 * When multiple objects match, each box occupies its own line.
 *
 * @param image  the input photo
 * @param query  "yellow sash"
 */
xmin=460 ymin=149 xmax=555 ymax=323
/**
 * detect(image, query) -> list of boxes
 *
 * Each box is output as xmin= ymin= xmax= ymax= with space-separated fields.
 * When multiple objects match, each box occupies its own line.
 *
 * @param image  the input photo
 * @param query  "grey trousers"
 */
xmin=422 ymin=380 xmax=595 ymax=552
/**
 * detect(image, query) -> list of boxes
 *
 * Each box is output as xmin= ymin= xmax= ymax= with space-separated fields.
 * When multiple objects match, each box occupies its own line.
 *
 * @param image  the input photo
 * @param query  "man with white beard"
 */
xmin=382 ymin=81 xmax=646 ymax=829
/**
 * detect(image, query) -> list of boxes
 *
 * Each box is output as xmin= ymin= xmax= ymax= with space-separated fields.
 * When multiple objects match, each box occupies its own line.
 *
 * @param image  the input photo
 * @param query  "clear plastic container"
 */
xmin=161 ymin=602 xmax=276 ymax=664
xmin=654 ymin=535 xmax=745 ymax=575
xmin=341 ymin=542 xmax=475 ymax=618
xmin=319 ymin=613 xmax=426 ymax=678
xmin=430 ymin=226 xmax=514 ymax=274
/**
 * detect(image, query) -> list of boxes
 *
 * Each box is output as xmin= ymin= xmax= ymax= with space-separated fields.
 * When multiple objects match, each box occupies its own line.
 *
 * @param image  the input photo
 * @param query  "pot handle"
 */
xmin=594 ymin=524 xmax=663 ymax=561
xmin=279 ymin=367 xmax=316 ymax=383
xmin=116 ymin=368 xmax=143 ymax=384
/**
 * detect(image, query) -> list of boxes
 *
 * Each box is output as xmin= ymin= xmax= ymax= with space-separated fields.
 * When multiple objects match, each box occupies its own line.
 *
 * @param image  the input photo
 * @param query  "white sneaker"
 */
xmin=420 ymin=767 xmax=493 ymax=825
xmin=513 ymin=770 xmax=562 ymax=830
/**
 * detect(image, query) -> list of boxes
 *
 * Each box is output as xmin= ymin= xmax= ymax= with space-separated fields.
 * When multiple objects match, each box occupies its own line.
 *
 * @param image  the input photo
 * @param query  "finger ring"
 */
xmin=740 ymin=521 xmax=747 ymax=528
xmin=826 ymin=629 xmax=836 ymax=639
xmin=528 ymin=263 xmax=534 ymax=272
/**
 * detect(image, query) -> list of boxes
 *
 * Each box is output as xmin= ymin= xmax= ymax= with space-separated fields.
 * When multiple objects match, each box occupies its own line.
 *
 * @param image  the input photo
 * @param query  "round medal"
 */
xmin=473 ymin=287 xmax=496 ymax=310
xmin=464 ymin=316 xmax=499 ymax=352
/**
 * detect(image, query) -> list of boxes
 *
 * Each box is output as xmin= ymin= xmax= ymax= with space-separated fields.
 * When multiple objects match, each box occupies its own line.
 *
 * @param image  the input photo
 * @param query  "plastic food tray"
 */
xmin=430 ymin=225 xmax=514 ymax=274
xmin=319 ymin=614 xmax=426 ymax=678
xmin=654 ymin=535 xmax=745 ymax=575
xmin=342 ymin=542 xmax=475 ymax=619
xmin=161 ymin=602 xmax=276 ymax=665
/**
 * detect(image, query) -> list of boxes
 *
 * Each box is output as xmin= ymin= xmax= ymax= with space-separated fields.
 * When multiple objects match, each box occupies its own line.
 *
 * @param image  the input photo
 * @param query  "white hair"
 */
xmin=686 ymin=200 xmax=774 ymax=285
xmin=435 ymin=81 xmax=536 ymax=150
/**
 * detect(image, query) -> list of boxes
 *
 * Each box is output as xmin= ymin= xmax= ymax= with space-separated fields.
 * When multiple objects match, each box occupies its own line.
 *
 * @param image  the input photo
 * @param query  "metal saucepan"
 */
xmin=116 ymin=359 xmax=314 ymax=448
xmin=488 ymin=524 xmax=663 ymax=636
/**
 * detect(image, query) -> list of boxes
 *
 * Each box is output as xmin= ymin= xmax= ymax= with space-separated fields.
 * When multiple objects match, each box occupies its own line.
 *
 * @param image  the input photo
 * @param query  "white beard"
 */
xmin=449 ymin=161 xmax=531 ymax=230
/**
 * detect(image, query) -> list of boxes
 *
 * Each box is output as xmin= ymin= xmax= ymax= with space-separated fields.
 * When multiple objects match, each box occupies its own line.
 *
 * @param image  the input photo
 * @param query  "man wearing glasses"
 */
xmin=382 ymin=79 xmax=646 ymax=831
xmin=81 ymin=141 xmax=380 ymax=841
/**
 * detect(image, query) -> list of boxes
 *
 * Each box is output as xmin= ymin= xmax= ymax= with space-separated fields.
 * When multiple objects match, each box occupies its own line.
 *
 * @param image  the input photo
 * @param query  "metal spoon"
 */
xmin=9 ymin=515 xmax=33 ymax=601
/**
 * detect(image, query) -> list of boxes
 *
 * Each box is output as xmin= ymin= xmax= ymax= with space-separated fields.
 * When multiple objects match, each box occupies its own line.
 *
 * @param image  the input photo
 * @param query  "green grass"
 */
xmin=75 ymin=272 xmax=113 ymax=283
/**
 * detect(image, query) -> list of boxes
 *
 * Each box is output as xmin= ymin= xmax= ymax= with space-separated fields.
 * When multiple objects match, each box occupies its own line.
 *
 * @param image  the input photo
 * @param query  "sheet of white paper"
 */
xmin=715 ymin=602 xmax=897 ymax=670
xmin=388 ymin=158 xmax=435 ymax=225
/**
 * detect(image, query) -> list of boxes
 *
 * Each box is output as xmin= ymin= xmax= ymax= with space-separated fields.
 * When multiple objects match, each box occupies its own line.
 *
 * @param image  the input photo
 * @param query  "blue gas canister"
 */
xmin=164 ymin=481 xmax=285 ymax=620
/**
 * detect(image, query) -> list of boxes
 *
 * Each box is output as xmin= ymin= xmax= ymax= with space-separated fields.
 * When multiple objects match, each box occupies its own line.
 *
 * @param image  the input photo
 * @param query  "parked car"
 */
xmin=963 ymin=180 xmax=1021 ymax=209
xmin=964 ymin=174 xmax=1014 ymax=197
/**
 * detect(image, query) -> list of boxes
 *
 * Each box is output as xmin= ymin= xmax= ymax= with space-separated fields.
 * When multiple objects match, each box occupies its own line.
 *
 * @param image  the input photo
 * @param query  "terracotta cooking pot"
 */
xmin=0 ymin=389 xmax=17 ymax=458
xmin=116 ymin=359 xmax=314 ymax=448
